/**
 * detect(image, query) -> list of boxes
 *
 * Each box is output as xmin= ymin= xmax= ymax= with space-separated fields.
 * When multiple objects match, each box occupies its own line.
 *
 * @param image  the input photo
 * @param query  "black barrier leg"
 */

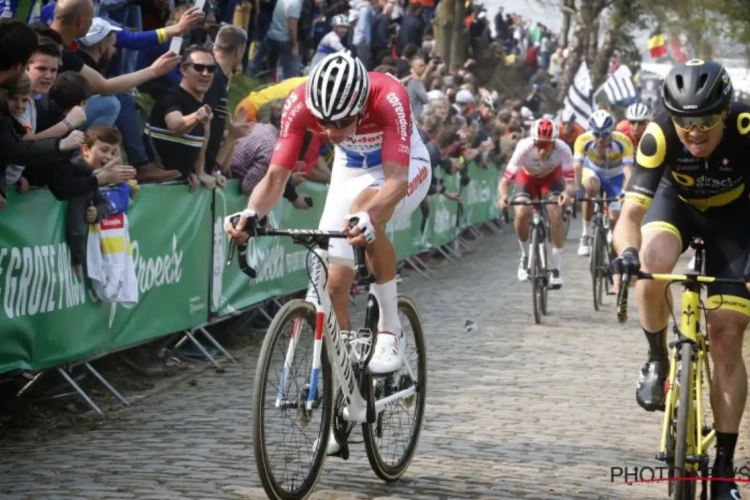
xmin=405 ymin=257 xmax=431 ymax=280
xmin=83 ymin=362 xmax=130 ymax=406
xmin=484 ymin=220 xmax=502 ymax=235
xmin=177 ymin=330 xmax=224 ymax=372
xmin=436 ymin=245 xmax=459 ymax=264
xmin=56 ymin=367 xmax=104 ymax=416
xmin=468 ymin=225 xmax=484 ymax=239
xmin=457 ymin=235 xmax=474 ymax=254
xmin=445 ymin=241 xmax=464 ymax=261
xmin=198 ymin=327 xmax=237 ymax=363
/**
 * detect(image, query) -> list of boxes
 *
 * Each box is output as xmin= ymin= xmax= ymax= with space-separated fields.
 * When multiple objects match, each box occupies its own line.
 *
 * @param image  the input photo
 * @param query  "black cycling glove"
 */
xmin=611 ymin=246 xmax=640 ymax=276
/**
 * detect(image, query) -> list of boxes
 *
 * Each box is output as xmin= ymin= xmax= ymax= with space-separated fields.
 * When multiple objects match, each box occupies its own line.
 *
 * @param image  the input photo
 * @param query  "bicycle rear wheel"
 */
xmin=253 ymin=299 xmax=334 ymax=500
xmin=529 ymin=228 xmax=542 ymax=324
xmin=673 ymin=342 xmax=697 ymax=500
xmin=363 ymin=295 xmax=427 ymax=482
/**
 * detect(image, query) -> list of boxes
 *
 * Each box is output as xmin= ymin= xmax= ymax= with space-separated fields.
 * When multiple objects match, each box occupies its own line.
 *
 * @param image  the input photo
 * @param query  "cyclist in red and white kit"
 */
xmin=498 ymin=118 xmax=575 ymax=287
xmin=224 ymin=50 xmax=431 ymax=453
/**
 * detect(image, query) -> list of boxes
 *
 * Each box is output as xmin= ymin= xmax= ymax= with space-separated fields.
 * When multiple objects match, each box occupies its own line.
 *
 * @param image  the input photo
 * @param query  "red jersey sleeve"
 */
xmin=269 ymin=86 xmax=318 ymax=171
xmin=377 ymin=74 xmax=412 ymax=166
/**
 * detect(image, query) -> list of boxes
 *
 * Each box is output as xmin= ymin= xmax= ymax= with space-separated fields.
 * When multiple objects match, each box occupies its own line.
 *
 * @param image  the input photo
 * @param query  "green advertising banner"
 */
xmin=211 ymin=180 xmax=328 ymax=317
xmin=0 ymin=185 xmax=212 ymax=372
xmin=461 ymin=163 xmax=501 ymax=227
xmin=422 ymin=171 xmax=460 ymax=248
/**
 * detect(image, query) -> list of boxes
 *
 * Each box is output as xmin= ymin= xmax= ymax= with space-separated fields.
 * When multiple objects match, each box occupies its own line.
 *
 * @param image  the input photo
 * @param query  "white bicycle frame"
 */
xmin=276 ymin=247 xmax=417 ymax=423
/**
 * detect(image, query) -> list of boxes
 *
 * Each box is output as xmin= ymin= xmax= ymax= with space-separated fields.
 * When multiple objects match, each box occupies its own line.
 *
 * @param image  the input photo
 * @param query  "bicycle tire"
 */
xmin=363 ymin=295 xmax=428 ymax=482
xmin=596 ymin=226 xmax=607 ymax=307
xmin=590 ymin=226 xmax=602 ymax=311
xmin=253 ymin=299 xmax=334 ymax=500
xmin=530 ymin=228 xmax=541 ymax=324
xmin=539 ymin=237 xmax=548 ymax=316
xmin=673 ymin=342 xmax=697 ymax=500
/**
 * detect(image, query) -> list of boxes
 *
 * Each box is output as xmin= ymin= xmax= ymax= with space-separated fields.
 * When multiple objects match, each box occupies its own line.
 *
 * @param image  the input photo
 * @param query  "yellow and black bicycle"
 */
xmin=615 ymin=238 xmax=746 ymax=500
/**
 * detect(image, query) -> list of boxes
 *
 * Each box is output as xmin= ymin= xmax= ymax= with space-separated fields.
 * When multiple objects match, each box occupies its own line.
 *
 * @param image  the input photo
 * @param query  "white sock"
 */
xmin=552 ymin=247 xmax=563 ymax=270
xmin=581 ymin=221 xmax=592 ymax=237
xmin=370 ymin=279 xmax=401 ymax=335
xmin=518 ymin=238 xmax=528 ymax=258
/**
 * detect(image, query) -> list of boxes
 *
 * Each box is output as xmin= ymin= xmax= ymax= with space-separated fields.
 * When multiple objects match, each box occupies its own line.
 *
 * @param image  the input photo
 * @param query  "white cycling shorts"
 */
xmin=318 ymin=149 xmax=432 ymax=266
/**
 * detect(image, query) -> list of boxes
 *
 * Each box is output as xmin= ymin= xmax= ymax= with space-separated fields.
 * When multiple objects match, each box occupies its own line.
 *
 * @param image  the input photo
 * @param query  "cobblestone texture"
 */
xmin=1 ymin=224 xmax=746 ymax=500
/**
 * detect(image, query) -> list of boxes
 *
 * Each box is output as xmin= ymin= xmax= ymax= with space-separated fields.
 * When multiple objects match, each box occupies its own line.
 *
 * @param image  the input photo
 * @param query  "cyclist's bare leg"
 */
xmin=327 ymin=189 xmax=397 ymax=334
xmin=582 ymin=175 xmax=600 ymax=230
xmin=513 ymin=196 xmax=532 ymax=243
xmin=548 ymin=203 xmax=565 ymax=249
xmin=634 ymin=228 xmax=680 ymax=410
xmin=706 ymin=310 xmax=748 ymax=434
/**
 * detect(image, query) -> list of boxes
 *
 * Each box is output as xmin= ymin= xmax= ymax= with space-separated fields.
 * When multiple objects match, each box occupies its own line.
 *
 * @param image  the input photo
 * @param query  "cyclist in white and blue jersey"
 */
xmin=310 ymin=15 xmax=350 ymax=69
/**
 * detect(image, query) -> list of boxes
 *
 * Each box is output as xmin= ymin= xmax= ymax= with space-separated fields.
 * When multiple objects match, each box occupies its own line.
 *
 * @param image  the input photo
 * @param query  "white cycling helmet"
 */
xmin=588 ymin=109 xmax=614 ymax=133
xmin=306 ymin=50 xmax=370 ymax=122
xmin=530 ymin=117 xmax=559 ymax=142
xmin=625 ymin=102 xmax=650 ymax=121
xmin=332 ymin=14 xmax=348 ymax=27
xmin=561 ymin=108 xmax=576 ymax=123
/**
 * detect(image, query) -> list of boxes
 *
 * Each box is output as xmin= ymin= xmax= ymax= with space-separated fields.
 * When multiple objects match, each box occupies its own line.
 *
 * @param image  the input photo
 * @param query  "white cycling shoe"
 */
xmin=312 ymin=433 xmax=340 ymax=456
xmin=367 ymin=330 xmax=406 ymax=375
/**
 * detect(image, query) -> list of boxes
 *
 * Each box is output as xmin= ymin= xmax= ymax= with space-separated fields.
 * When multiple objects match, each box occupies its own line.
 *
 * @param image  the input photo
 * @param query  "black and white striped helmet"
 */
xmin=306 ymin=50 xmax=370 ymax=121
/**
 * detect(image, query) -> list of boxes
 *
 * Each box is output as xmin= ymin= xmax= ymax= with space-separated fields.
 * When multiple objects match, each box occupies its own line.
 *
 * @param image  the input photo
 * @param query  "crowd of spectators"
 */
xmin=0 ymin=0 xmax=575 ymax=285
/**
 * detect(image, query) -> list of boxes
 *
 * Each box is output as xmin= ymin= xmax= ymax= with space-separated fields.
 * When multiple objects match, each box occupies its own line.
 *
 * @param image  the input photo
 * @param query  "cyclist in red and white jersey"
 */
xmin=615 ymin=102 xmax=651 ymax=147
xmin=498 ymin=118 xmax=575 ymax=287
xmin=225 ymin=51 xmax=431 ymax=454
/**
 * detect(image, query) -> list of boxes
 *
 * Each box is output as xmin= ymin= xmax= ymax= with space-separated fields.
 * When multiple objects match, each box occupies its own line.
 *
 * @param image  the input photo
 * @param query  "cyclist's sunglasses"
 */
xmin=629 ymin=120 xmax=647 ymax=126
xmin=185 ymin=63 xmax=217 ymax=74
xmin=593 ymin=131 xmax=611 ymax=138
xmin=319 ymin=116 xmax=358 ymax=128
xmin=671 ymin=114 xmax=723 ymax=132
xmin=534 ymin=141 xmax=554 ymax=150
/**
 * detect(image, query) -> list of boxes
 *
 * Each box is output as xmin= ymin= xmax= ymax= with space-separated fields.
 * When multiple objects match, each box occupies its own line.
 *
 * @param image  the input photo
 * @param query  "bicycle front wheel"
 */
xmin=529 ymin=228 xmax=541 ymax=324
xmin=591 ymin=227 xmax=605 ymax=310
xmin=673 ymin=342 xmax=697 ymax=500
xmin=253 ymin=299 xmax=334 ymax=500
xmin=363 ymin=295 xmax=427 ymax=482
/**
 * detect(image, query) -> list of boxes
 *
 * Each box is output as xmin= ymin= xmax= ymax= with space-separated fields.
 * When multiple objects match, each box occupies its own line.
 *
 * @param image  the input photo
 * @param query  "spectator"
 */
xmin=523 ymin=83 xmax=545 ymax=114
xmin=395 ymin=43 xmax=418 ymax=78
xmin=144 ymin=46 xmax=217 ymax=191
xmin=396 ymin=2 xmax=424 ymax=56
xmin=4 ymin=73 xmax=35 ymax=192
xmin=310 ymin=15 xmax=349 ymax=69
xmin=370 ymin=0 xmax=391 ymax=63
xmin=351 ymin=0 xmax=373 ymax=69
xmin=50 ymin=0 xmax=181 ymax=97
xmin=66 ymin=125 xmax=133 ymax=276
xmin=404 ymin=56 xmax=430 ymax=118
xmin=455 ymin=89 xmax=475 ymax=116
xmin=265 ymin=0 xmax=302 ymax=81
xmin=204 ymin=25 xmax=250 ymax=178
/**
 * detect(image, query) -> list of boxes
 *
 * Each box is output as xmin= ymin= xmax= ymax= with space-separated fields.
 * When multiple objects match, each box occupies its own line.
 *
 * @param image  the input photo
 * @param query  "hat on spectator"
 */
xmin=427 ymin=90 xmax=445 ymax=101
xmin=455 ymin=89 xmax=474 ymax=105
xmin=521 ymin=106 xmax=535 ymax=120
xmin=348 ymin=10 xmax=359 ymax=23
xmin=78 ymin=17 xmax=122 ymax=47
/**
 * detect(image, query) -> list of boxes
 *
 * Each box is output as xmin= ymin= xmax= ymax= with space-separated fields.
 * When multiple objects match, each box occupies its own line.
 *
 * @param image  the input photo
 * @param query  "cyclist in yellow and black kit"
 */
xmin=612 ymin=60 xmax=749 ymax=500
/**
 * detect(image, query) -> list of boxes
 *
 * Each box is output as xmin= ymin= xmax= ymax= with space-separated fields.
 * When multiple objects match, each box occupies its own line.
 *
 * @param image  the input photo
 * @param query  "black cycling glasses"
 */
xmin=186 ymin=63 xmax=217 ymax=74
xmin=671 ymin=114 xmax=723 ymax=132
xmin=593 ymin=131 xmax=611 ymax=138
xmin=319 ymin=116 xmax=358 ymax=128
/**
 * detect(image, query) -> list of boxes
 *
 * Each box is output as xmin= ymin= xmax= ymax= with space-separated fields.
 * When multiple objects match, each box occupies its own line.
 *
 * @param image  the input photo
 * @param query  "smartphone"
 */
xmin=194 ymin=0 xmax=206 ymax=10
xmin=168 ymin=36 xmax=183 ymax=55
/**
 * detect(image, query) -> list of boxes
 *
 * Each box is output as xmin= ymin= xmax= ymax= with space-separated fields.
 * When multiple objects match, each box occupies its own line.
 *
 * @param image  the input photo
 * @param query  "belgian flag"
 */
xmin=648 ymin=34 xmax=667 ymax=59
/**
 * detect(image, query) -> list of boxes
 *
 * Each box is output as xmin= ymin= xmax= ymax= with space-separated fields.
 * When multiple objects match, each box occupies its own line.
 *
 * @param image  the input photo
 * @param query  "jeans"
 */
xmin=108 ymin=4 xmax=142 ymax=76
xmin=115 ymin=92 xmax=149 ymax=166
xmin=85 ymin=95 xmax=121 ymax=130
xmin=265 ymin=38 xmax=300 ymax=81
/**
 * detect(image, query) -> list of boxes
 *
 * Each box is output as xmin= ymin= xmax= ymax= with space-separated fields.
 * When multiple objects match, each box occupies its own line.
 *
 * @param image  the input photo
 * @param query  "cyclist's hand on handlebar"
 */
xmin=224 ymin=209 xmax=258 ymax=245
xmin=611 ymin=246 xmax=640 ymax=293
xmin=559 ymin=191 xmax=572 ymax=207
xmin=575 ymin=187 xmax=585 ymax=199
xmin=344 ymin=211 xmax=377 ymax=247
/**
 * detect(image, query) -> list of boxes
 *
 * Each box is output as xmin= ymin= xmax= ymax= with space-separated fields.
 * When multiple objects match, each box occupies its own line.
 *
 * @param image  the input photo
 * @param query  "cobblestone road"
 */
xmin=0 ymin=225 xmax=743 ymax=500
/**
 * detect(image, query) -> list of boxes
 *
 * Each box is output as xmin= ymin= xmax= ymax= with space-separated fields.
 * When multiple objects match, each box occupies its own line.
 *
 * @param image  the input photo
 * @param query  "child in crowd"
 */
xmin=68 ymin=126 xmax=138 ymax=276
xmin=5 ymin=73 xmax=35 ymax=193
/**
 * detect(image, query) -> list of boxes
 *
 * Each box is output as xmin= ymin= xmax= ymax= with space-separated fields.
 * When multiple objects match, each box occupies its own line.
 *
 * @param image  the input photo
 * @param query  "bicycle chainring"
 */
xmin=332 ymin=387 xmax=355 ymax=442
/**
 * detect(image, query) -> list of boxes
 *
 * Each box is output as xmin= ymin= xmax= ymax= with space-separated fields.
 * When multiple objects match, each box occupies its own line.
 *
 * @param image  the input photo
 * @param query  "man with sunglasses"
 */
xmin=224 ymin=49 xmax=432 ymax=454
xmin=615 ymin=102 xmax=651 ymax=148
xmin=612 ymin=60 xmax=750 ymax=500
xmin=498 ymin=117 xmax=575 ymax=288
xmin=573 ymin=109 xmax=634 ymax=257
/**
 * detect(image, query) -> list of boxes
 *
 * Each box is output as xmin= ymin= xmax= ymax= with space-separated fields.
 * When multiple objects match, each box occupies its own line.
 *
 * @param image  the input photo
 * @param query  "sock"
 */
xmin=518 ymin=238 xmax=528 ymax=258
xmin=644 ymin=328 xmax=667 ymax=360
xmin=582 ymin=218 xmax=591 ymax=236
xmin=370 ymin=279 xmax=401 ymax=335
xmin=714 ymin=432 xmax=738 ymax=472
xmin=552 ymin=247 xmax=563 ymax=270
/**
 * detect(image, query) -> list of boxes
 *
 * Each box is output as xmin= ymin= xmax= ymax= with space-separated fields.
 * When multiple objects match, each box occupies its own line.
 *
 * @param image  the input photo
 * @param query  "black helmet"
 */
xmin=661 ymin=59 xmax=733 ymax=116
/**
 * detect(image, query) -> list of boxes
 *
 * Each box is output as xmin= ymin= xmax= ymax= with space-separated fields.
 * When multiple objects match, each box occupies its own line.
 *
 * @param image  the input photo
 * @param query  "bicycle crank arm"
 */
xmin=342 ymin=386 xmax=418 ymax=422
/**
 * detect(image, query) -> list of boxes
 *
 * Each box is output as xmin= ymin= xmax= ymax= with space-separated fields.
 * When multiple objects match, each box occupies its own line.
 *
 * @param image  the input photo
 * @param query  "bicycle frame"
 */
xmin=655 ymin=273 xmax=715 ymax=466
xmin=280 ymin=246 xmax=418 ymax=424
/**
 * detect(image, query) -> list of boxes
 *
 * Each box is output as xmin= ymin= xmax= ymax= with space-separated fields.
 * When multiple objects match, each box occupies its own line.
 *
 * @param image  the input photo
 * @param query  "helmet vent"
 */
xmin=697 ymin=73 xmax=709 ymax=91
